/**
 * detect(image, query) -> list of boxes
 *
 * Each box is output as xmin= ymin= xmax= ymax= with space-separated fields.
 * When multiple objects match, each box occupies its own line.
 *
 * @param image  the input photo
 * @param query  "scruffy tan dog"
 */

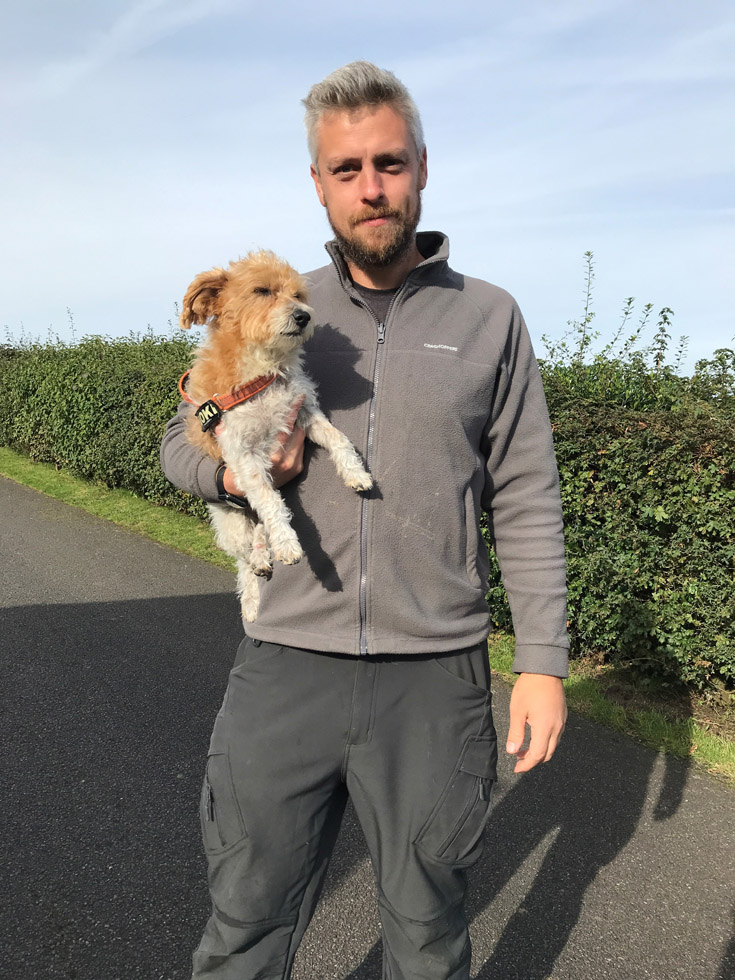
xmin=179 ymin=250 xmax=372 ymax=622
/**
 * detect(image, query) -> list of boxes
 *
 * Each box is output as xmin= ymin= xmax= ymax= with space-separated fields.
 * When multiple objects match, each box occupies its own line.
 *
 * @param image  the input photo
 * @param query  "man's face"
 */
xmin=310 ymin=103 xmax=427 ymax=270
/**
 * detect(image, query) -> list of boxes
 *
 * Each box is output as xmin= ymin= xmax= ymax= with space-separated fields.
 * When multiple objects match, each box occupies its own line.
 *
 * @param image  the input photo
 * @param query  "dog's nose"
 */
xmin=292 ymin=308 xmax=311 ymax=331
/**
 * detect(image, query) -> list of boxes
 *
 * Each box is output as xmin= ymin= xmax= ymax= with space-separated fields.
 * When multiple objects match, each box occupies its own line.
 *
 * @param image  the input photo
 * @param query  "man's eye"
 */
xmin=254 ymin=287 xmax=272 ymax=296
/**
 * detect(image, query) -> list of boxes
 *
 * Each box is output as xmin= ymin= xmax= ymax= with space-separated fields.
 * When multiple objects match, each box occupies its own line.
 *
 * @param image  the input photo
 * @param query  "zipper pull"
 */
xmin=377 ymin=323 xmax=386 ymax=345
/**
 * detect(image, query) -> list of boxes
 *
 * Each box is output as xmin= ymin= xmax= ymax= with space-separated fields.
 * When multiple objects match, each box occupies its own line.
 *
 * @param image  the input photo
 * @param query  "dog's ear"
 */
xmin=179 ymin=268 xmax=228 ymax=329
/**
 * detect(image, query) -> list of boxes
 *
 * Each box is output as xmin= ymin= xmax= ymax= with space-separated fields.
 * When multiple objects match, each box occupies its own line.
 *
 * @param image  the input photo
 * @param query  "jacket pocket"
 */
xmin=200 ymin=750 xmax=247 ymax=854
xmin=415 ymin=735 xmax=498 ymax=866
xmin=231 ymin=637 xmax=285 ymax=674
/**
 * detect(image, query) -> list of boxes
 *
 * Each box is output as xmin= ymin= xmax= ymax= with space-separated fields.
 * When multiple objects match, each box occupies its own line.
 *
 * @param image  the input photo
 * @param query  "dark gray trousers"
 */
xmin=192 ymin=637 xmax=498 ymax=980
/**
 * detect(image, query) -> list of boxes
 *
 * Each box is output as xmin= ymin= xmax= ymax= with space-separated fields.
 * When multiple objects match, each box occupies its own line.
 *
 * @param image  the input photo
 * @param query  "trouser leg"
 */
xmin=191 ymin=637 xmax=352 ymax=980
xmin=345 ymin=644 xmax=497 ymax=980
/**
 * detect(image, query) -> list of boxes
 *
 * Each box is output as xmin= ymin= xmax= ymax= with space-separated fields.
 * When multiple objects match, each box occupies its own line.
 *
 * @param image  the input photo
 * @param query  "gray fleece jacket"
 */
xmin=160 ymin=232 xmax=569 ymax=675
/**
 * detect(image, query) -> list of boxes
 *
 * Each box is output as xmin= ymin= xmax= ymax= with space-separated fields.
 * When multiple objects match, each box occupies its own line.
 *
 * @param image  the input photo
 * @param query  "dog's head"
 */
xmin=180 ymin=251 xmax=314 ymax=357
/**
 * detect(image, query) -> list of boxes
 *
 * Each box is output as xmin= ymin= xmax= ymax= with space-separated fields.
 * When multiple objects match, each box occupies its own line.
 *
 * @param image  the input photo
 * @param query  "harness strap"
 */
xmin=178 ymin=370 xmax=278 ymax=432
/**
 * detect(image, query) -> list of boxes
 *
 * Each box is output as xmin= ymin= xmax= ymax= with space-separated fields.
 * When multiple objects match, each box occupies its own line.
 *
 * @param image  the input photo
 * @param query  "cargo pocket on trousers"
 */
xmin=200 ymin=751 xmax=247 ymax=854
xmin=415 ymin=735 xmax=498 ymax=866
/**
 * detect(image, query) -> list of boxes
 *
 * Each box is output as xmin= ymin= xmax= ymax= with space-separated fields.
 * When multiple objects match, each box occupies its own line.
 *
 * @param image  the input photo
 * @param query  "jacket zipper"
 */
xmin=326 ymin=247 xmax=424 ymax=655
xmin=358 ymin=281 xmax=408 ymax=654
xmin=359 ymin=318 xmax=386 ymax=654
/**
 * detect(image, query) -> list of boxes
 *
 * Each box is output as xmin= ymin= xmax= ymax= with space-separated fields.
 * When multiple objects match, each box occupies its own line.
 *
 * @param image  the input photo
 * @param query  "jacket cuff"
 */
xmin=196 ymin=456 xmax=221 ymax=503
xmin=512 ymin=644 xmax=569 ymax=678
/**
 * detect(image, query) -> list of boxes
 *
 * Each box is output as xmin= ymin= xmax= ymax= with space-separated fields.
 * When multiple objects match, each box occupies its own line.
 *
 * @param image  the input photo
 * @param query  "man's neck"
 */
xmin=346 ymin=241 xmax=425 ymax=290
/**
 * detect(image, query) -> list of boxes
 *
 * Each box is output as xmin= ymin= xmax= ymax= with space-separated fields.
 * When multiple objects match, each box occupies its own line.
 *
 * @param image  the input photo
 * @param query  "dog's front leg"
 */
xmin=225 ymin=452 xmax=303 ymax=566
xmin=299 ymin=407 xmax=373 ymax=492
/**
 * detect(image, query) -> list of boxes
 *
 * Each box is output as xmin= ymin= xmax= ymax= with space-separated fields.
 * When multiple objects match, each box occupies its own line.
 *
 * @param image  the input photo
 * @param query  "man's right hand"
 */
xmin=219 ymin=397 xmax=306 ymax=494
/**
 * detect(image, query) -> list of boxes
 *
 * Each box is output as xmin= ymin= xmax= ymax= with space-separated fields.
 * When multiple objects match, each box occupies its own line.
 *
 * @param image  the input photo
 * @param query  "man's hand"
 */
xmin=219 ymin=397 xmax=306 ymax=494
xmin=506 ymin=672 xmax=567 ymax=774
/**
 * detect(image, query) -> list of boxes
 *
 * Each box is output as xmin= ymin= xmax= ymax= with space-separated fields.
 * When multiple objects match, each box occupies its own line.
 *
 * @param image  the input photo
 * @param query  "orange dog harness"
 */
xmin=178 ymin=370 xmax=278 ymax=432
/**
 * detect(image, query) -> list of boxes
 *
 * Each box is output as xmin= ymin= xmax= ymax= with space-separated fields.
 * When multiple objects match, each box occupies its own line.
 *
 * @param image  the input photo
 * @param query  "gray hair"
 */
xmin=302 ymin=60 xmax=425 ymax=168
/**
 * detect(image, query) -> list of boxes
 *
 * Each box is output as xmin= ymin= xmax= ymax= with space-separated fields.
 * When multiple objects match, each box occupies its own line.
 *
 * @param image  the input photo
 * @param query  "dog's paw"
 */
xmin=249 ymin=548 xmax=273 ymax=578
xmin=344 ymin=469 xmax=373 ymax=492
xmin=273 ymin=541 xmax=303 ymax=565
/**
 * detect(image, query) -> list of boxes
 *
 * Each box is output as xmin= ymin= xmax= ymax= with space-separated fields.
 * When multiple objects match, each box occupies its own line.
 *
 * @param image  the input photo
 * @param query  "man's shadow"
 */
xmin=340 ymin=692 xmax=691 ymax=980
xmin=468 ymin=712 xmax=690 ymax=979
xmin=719 ymin=909 xmax=735 ymax=980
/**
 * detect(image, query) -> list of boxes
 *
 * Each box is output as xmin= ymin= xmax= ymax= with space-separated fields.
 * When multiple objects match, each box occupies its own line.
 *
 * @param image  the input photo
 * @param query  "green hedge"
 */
xmin=0 ymin=334 xmax=206 ymax=520
xmin=485 ymin=392 xmax=735 ymax=690
xmin=1 ymin=331 xmax=733 ymax=691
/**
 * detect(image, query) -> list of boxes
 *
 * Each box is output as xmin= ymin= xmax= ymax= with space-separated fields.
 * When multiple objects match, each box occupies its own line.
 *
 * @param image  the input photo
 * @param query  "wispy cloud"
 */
xmin=5 ymin=0 xmax=236 ymax=104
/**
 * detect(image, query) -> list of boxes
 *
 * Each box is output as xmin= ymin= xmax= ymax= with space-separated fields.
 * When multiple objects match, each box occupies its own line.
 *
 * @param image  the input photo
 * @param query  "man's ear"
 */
xmin=179 ymin=268 xmax=228 ymax=329
xmin=310 ymin=163 xmax=327 ymax=208
xmin=418 ymin=147 xmax=428 ymax=192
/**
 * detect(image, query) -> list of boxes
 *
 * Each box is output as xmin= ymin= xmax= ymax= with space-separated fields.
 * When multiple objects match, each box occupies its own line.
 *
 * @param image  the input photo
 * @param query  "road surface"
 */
xmin=1 ymin=476 xmax=733 ymax=980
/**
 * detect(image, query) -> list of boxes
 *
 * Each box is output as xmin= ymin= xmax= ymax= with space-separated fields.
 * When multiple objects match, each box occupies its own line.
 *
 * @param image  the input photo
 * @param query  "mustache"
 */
xmin=349 ymin=206 xmax=402 ymax=228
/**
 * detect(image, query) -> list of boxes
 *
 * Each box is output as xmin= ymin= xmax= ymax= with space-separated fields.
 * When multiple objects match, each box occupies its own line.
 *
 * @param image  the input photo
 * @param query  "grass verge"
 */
xmin=488 ymin=634 xmax=735 ymax=784
xmin=0 ymin=446 xmax=233 ymax=570
xmin=2 ymin=445 xmax=733 ymax=784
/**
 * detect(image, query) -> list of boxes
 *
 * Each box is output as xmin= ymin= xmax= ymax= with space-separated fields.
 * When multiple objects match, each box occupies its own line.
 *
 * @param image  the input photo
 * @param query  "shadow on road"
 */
xmin=0 ymin=594 xmax=342 ymax=980
xmin=719 ymin=909 xmax=735 ymax=980
xmin=341 ymin=693 xmax=692 ymax=980
xmin=468 ymin=715 xmax=690 ymax=980
xmin=2 ymin=592 xmax=695 ymax=980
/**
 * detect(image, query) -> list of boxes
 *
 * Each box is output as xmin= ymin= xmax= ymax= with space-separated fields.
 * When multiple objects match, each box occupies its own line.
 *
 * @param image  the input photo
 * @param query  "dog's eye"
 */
xmin=254 ymin=286 xmax=272 ymax=296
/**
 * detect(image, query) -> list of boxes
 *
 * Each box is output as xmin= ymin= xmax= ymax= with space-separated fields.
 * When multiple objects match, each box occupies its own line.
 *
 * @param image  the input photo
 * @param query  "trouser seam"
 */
xmin=280 ymin=792 xmax=313 ymax=980
xmin=474 ymin=689 xmax=492 ymax=737
xmin=282 ymin=896 xmax=308 ymax=980
xmin=341 ymin=661 xmax=361 ymax=779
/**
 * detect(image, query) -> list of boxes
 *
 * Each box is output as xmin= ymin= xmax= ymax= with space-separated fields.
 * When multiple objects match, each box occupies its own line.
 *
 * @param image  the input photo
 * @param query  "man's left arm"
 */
xmin=481 ymin=295 xmax=569 ymax=773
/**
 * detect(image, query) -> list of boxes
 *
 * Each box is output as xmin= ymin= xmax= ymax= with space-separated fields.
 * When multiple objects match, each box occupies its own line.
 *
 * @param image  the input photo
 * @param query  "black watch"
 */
xmin=216 ymin=465 xmax=252 ymax=510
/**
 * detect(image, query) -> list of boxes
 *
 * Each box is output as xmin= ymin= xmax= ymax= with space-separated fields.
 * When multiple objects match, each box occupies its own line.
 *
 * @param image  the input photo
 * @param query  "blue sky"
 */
xmin=2 ymin=0 xmax=733 ymax=370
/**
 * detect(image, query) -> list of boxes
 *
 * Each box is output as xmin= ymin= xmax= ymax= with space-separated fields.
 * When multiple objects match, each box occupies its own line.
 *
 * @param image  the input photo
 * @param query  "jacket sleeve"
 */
xmin=160 ymin=401 xmax=221 ymax=503
xmin=481 ymin=300 xmax=569 ymax=677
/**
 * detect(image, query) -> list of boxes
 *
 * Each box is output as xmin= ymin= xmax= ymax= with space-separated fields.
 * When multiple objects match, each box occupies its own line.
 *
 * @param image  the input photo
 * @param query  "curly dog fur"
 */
xmin=180 ymin=250 xmax=372 ymax=622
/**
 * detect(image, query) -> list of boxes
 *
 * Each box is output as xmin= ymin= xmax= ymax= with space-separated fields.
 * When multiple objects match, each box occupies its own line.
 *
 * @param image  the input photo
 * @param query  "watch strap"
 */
xmin=215 ymin=465 xmax=252 ymax=511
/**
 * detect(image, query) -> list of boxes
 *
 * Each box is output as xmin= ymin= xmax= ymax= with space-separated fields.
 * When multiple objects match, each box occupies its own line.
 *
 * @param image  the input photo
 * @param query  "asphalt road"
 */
xmin=1 ymin=475 xmax=734 ymax=980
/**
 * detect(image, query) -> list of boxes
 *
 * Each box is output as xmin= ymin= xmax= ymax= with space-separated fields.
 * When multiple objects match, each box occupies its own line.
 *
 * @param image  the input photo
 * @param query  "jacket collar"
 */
xmin=325 ymin=231 xmax=449 ymax=298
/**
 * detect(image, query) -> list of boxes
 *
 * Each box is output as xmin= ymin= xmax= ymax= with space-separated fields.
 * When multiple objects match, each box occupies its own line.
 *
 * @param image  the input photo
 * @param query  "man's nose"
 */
xmin=358 ymin=166 xmax=385 ymax=202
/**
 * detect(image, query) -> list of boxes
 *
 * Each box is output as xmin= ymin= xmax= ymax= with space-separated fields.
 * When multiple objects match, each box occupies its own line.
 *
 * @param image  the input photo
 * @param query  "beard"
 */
xmin=327 ymin=194 xmax=422 ymax=271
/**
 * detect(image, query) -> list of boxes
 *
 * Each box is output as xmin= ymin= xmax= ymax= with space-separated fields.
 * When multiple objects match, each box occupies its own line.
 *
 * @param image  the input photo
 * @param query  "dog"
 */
xmin=179 ymin=250 xmax=372 ymax=622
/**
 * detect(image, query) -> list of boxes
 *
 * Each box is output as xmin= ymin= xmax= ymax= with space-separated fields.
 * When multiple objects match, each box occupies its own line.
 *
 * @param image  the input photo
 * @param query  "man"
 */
xmin=161 ymin=61 xmax=568 ymax=980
